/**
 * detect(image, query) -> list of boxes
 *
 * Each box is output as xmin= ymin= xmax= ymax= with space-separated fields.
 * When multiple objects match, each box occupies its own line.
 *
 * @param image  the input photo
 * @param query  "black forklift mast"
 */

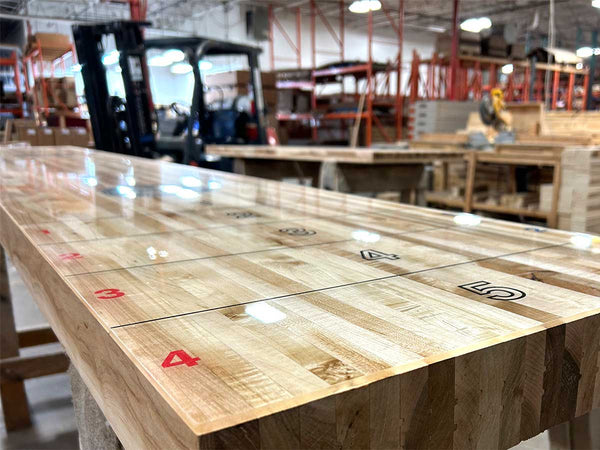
xmin=72 ymin=21 xmax=268 ymax=164
xmin=72 ymin=21 xmax=156 ymax=158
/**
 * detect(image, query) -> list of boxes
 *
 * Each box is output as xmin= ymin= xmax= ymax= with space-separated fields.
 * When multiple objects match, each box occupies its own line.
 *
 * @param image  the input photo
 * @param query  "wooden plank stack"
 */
xmin=542 ymin=111 xmax=600 ymax=144
xmin=559 ymin=147 xmax=600 ymax=233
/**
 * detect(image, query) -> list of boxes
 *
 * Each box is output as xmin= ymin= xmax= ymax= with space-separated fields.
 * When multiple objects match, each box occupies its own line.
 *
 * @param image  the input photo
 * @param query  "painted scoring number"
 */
xmin=227 ymin=211 xmax=256 ymax=219
xmin=94 ymin=288 xmax=125 ymax=299
xmin=161 ymin=350 xmax=200 ymax=368
xmin=279 ymin=228 xmax=316 ymax=236
xmin=458 ymin=280 xmax=526 ymax=301
xmin=59 ymin=252 xmax=82 ymax=261
xmin=360 ymin=249 xmax=400 ymax=261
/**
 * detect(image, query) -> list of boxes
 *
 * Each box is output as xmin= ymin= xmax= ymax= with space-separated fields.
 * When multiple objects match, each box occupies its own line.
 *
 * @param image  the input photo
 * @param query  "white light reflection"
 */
xmin=125 ymin=176 xmax=136 ymax=186
xmin=83 ymin=177 xmax=98 ymax=187
xmin=146 ymin=246 xmax=169 ymax=260
xmin=116 ymin=185 xmax=137 ymax=199
xmin=181 ymin=176 xmax=202 ymax=188
xmin=570 ymin=233 xmax=594 ymax=249
xmin=159 ymin=184 xmax=201 ymax=199
xmin=352 ymin=230 xmax=381 ymax=243
xmin=453 ymin=213 xmax=482 ymax=226
xmin=208 ymin=180 xmax=222 ymax=190
xmin=246 ymin=303 xmax=286 ymax=324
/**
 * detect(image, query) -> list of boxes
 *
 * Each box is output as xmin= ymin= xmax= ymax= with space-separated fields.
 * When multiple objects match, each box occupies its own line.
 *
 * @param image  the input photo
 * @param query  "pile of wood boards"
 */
xmin=559 ymin=147 xmax=600 ymax=233
xmin=3 ymin=119 xmax=90 ymax=146
xmin=542 ymin=111 xmax=600 ymax=144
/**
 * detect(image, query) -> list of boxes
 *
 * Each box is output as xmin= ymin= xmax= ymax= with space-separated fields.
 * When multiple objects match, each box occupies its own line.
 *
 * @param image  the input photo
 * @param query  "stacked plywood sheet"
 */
xmin=542 ymin=111 xmax=600 ymax=144
xmin=559 ymin=147 xmax=600 ymax=233
xmin=408 ymin=101 xmax=479 ymax=140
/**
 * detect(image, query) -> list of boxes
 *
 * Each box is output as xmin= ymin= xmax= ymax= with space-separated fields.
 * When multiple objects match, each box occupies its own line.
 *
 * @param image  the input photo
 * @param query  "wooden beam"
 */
xmin=0 ymin=352 xmax=69 ymax=383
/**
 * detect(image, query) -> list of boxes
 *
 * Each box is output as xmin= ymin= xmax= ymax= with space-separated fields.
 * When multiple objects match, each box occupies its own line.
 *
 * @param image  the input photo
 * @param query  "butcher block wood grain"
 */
xmin=1 ymin=145 xmax=599 ymax=450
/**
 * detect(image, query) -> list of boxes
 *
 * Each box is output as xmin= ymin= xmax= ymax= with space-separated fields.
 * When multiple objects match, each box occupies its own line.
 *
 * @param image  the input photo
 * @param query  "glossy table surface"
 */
xmin=1 ymin=146 xmax=599 ymax=449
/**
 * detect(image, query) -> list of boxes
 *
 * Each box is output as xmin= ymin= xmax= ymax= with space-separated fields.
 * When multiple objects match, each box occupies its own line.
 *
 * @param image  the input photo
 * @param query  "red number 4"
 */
xmin=161 ymin=350 xmax=200 ymax=368
xmin=94 ymin=288 xmax=125 ymax=299
xmin=59 ymin=252 xmax=82 ymax=261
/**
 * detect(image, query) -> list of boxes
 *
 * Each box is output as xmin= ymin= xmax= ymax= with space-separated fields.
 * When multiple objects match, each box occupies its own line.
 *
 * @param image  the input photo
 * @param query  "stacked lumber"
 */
xmin=558 ymin=147 xmax=600 ymax=233
xmin=408 ymin=101 xmax=478 ymax=140
xmin=542 ymin=111 xmax=600 ymax=144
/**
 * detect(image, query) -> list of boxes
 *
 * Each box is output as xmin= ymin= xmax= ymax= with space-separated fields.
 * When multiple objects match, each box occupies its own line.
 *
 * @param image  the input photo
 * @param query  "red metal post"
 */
xmin=489 ymin=63 xmax=497 ymax=89
xmin=582 ymin=73 xmax=589 ymax=110
xmin=551 ymin=70 xmax=559 ymax=110
xmin=396 ymin=0 xmax=404 ymax=140
xmin=449 ymin=0 xmax=459 ymax=100
xmin=310 ymin=0 xmax=316 ymax=70
xmin=12 ymin=51 xmax=23 ymax=115
xmin=566 ymin=72 xmax=574 ymax=111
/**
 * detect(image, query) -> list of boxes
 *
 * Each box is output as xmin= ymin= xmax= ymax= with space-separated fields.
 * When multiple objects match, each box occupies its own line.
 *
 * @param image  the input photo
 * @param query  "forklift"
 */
xmin=72 ymin=21 xmax=267 ymax=167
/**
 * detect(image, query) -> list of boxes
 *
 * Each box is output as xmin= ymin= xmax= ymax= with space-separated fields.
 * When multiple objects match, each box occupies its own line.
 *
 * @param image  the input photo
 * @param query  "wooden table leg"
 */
xmin=464 ymin=153 xmax=476 ymax=213
xmin=0 ymin=245 xmax=32 ymax=430
xmin=548 ymin=160 xmax=561 ymax=229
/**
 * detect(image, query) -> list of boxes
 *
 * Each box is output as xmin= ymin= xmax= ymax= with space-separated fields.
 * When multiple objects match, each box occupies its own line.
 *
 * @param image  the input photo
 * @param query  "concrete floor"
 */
xmin=0 ymin=258 xmax=598 ymax=450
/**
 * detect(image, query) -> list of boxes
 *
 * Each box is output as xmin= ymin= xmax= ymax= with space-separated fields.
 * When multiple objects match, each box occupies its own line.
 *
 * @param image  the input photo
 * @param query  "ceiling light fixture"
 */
xmin=163 ymin=49 xmax=185 ymax=63
xmin=593 ymin=0 xmax=600 ymax=8
xmin=101 ymin=50 xmax=120 ymax=66
xmin=349 ymin=0 xmax=381 ymax=14
xmin=576 ymin=46 xmax=594 ymax=58
xmin=148 ymin=55 xmax=171 ymax=67
xmin=460 ymin=17 xmax=492 ymax=33
xmin=501 ymin=63 xmax=514 ymax=74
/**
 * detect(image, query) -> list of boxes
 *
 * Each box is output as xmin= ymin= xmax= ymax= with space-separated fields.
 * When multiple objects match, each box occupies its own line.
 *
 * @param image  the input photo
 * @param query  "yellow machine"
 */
xmin=479 ymin=87 xmax=512 ymax=131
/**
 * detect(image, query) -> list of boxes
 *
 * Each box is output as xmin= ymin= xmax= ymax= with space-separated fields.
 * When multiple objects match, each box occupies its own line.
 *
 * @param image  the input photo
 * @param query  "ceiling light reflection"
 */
xmin=453 ymin=213 xmax=482 ymax=226
xmin=352 ymin=230 xmax=381 ymax=243
xmin=246 ymin=303 xmax=286 ymax=324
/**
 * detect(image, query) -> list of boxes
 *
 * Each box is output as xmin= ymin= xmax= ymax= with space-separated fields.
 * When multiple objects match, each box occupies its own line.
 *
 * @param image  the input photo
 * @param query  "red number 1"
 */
xmin=94 ymin=288 xmax=125 ymax=299
xmin=161 ymin=350 xmax=200 ymax=368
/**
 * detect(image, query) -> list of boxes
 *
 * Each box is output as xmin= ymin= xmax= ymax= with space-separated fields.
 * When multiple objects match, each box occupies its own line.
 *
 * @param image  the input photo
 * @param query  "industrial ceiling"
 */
xmin=0 ymin=0 xmax=598 ymax=49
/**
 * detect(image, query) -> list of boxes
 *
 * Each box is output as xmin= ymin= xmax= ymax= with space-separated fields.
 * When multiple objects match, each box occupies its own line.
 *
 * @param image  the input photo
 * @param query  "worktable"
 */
xmin=206 ymin=144 xmax=466 ymax=204
xmin=1 ymin=145 xmax=599 ymax=449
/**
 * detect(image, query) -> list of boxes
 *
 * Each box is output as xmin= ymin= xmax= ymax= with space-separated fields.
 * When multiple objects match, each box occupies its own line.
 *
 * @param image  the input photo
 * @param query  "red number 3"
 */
xmin=94 ymin=288 xmax=125 ymax=299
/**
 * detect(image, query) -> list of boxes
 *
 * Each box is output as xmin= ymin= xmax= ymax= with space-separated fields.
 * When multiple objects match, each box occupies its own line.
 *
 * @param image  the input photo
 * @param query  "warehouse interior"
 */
xmin=1 ymin=1 xmax=600 ymax=449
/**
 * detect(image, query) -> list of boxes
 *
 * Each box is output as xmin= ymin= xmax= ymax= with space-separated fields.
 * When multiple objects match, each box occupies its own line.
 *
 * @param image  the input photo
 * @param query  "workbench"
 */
xmin=206 ymin=144 xmax=465 ymax=204
xmin=1 ymin=145 xmax=599 ymax=449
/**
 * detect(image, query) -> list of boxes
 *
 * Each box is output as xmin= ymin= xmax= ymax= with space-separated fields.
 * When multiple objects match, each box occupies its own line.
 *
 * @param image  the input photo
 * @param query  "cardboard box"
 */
xmin=70 ymin=127 xmax=90 ymax=147
xmin=37 ymin=127 xmax=55 ymax=145
xmin=204 ymin=70 xmax=276 ymax=89
xmin=53 ymin=127 xmax=72 ymax=145
xmin=16 ymin=127 xmax=38 ymax=145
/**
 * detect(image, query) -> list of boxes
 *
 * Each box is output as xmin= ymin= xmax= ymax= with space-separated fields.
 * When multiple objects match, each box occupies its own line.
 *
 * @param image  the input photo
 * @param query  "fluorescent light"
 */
xmin=427 ymin=25 xmax=446 ymax=33
xmin=460 ymin=17 xmax=492 ymax=33
xmin=199 ymin=60 xmax=213 ymax=71
xmin=171 ymin=62 xmax=192 ymax=74
xmin=102 ymin=50 xmax=120 ymax=66
xmin=164 ymin=49 xmax=185 ymax=63
xmin=593 ymin=0 xmax=600 ymax=8
xmin=501 ymin=63 xmax=514 ymax=74
xmin=349 ymin=0 xmax=381 ymax=13
xmin=148 ymin=55 xmax=171 ymax=67
xmin=577 ymin=46 xmax=594 ymax=58
xmin=71 ymin=64 xmax=82 ymax=72
xmin=576 ymin=62 xmax=583 ymax=69
xmin=453 ymin=213 xmax=481 ymax=226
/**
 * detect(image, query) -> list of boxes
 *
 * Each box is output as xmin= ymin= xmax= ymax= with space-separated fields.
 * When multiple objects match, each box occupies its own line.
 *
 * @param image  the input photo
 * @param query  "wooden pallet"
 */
xmin=1 ymin=146 xmax=599 ymax=449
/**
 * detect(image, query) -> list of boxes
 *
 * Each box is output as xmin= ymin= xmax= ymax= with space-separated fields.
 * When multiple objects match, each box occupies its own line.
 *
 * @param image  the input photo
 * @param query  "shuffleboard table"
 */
xmin=1 ymin=145 xmax=599 ymax=450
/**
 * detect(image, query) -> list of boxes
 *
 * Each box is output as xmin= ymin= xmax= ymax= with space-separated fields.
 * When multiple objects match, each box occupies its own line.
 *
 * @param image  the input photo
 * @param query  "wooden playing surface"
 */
xmin=1 ymin=145 xmax=599 ymax=450
xmin=206 ymin=144 xmax=465 ymax=163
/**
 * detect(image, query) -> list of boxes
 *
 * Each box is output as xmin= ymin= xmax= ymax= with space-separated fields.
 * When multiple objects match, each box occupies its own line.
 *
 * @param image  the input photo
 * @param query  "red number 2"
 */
xmin=161 ymin=350 xmax=200 ymax=368
xmin=94 ymin=288 xmax=125 ymax=299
